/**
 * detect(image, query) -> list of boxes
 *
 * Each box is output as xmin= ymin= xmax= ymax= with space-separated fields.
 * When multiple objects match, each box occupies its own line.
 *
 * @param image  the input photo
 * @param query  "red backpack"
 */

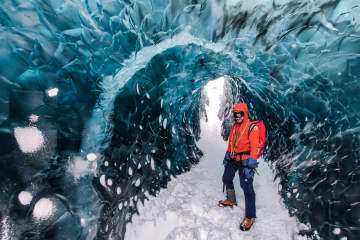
xmin=248 ymin=121 xmax=266 ymax=159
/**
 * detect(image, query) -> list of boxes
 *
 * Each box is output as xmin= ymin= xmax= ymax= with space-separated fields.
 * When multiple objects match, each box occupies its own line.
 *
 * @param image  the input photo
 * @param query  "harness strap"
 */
xmin=231 ymin=151 xmax=250 ymax=157
xmin=229 ymin=151 xmax=250 ymax=163
xmin=248 ymin=122 xmax=257 ymax=135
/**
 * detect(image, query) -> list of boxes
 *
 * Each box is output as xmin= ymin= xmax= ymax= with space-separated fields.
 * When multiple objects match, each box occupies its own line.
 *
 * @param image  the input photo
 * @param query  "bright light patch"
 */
xmin=151 ymin=158 xmax=155 ymax=170
xmin=18 ymin=191 xmax=33 ymax=205
xmin=47 ymin=88 xmax=59 ymax=97
xmin=14 ymin=127 xmax=45 ymax=153
xmin=87 ymin=153 xmax=97 ymax=161
xmin=80 ymin=218 xmax=86 ymax=227
xmin=71 ymin=157 xmax=89 ymax=179
xmin=203 ymin=77 xmax=224 ymax=128
xmin=33 ymin=198 xmax=54 ymax=220
xmin=107 ymin=178 xmax=113 ymax=186
xmin=29 ymin=114 xmax=39 ymax=123
xmin=135 ymin=178 xmax=141 ymax=187
xmin=333 ymin=228 xmax=341 ymax=235
xmin=100 ymin=175 xmax=106 ymax=187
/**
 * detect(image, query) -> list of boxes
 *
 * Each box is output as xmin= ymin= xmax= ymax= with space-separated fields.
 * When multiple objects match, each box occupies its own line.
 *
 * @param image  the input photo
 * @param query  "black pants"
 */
xmin=222 ymin=161 xmax=256 ymax=218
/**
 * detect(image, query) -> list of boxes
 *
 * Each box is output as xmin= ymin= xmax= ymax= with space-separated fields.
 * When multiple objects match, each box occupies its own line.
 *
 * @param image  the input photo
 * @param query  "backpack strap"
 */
xmin=248 ymin=122 xmax=258 ymax=135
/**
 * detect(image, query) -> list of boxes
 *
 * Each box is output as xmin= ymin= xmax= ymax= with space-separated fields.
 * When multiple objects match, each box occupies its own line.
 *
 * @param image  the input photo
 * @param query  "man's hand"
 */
xmin=246 ymin=158 xmax=258 ymax=169
xmin=243 ymin=168 xmax=254 ymax=179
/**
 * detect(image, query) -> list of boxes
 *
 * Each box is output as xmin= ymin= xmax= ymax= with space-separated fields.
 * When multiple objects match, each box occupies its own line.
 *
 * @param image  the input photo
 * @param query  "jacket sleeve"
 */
xmin=249 ymin=126 xmax=259 ymax=160
xmin=227 ymin=125 xmax=234 ymax=152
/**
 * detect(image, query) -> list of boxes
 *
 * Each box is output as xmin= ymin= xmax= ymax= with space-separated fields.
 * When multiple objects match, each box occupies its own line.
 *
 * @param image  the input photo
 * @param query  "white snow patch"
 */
xmin=107 ymin=178 xmax=113 ymax=186
xmin=70 ymin=156 xmax=90 ymax=180
xmin=333 ymin=227 xmax=341 ymax=235
xmin=29 ymin=114 xmax=39 ymax=123
xmin=18 ymin=191 xmax=33 ymax=205
xmin=151 ymin=158 xmax=155 ymax=170
xmin=47 ymin=88 xmax=59 ymax=97
xmin=33 ymin=198 xmax=55 ymax=220
xmin=80 ymin=218 xmax=86 ymax=227
xmin=100 ymin=175 xmax=107 ymax=187
xmin=87 ymin=153 xmax=97 ymax=161
xmin=14 ymin=126 xmax=45 ymax=153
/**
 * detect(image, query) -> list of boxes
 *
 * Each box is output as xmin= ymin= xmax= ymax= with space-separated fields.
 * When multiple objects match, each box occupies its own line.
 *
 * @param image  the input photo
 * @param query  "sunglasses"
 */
xmin=233 ymin=112 xmax=244 ymax=119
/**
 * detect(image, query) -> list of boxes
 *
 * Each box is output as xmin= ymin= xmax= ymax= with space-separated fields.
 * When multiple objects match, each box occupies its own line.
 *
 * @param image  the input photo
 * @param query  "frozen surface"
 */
xmin=0 ymin=0 xmax=359 ymax=240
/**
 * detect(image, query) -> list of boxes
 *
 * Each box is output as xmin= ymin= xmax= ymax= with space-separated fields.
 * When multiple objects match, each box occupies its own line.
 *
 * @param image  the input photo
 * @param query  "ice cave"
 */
xmin=0 ymin=0 xmax=359 ymax=240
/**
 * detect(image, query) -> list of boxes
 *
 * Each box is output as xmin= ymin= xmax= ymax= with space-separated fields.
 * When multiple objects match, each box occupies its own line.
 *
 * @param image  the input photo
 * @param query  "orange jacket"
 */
xmin=227 ymin=103 xmax=259 ymax=161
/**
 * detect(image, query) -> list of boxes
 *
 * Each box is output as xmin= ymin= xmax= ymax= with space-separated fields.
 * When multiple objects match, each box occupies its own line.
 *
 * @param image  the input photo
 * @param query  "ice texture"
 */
xmin=0 ymin=0 xmax=359 ymax=240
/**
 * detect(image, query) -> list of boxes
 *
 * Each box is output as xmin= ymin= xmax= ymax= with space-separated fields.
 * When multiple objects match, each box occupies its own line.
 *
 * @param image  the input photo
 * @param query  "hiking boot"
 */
xmin=239 ymin=217 xmax=255 ymax=231
xmin=218 ymin=189 xmax=237 ymax=208
xmin=218 ymin=199 xmax=237 ymax=208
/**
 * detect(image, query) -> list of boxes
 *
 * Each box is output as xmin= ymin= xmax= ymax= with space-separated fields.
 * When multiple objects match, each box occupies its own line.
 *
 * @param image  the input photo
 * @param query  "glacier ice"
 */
xmin=0 ymin=0 xmax=359 ymax=240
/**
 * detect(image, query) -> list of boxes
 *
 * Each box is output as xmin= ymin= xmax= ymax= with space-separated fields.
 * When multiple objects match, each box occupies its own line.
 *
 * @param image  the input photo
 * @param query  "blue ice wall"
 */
xmin=0 ymin=0 xmax=359 ymax=240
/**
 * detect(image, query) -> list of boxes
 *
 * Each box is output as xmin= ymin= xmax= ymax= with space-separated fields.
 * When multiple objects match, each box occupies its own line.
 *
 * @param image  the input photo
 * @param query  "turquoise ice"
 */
xmin=0 ymin=0 xmax=359 ymax=239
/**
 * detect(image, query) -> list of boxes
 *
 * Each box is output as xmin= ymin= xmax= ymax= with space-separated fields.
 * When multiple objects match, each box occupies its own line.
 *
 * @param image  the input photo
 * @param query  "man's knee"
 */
xmin=243 ymin=185 xmax=255 ymax=197
xmin=240 ymin=177 xmax=253 ymax=191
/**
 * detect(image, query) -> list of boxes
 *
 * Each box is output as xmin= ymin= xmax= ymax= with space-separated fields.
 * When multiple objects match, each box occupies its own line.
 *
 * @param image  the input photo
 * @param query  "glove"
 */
xmin=223 ymin=159 xmax=228 ymax=167
xmin=243 ymin=167 xmax=255 ymax=179
xmin=223 ymin=152 xmax=231 ymax=167
xmin=246 ymin=158 xmax=258 ymax=169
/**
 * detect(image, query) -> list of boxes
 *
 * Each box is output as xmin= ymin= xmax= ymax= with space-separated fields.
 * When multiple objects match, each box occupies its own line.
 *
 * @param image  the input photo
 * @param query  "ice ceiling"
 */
xmin=0 ymin=0 xmax=359 ymax=240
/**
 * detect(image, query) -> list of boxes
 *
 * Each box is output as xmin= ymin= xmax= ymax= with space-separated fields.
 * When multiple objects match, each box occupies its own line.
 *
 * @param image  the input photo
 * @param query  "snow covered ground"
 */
xmin=126 ymin=78 xmax=306 ymax=240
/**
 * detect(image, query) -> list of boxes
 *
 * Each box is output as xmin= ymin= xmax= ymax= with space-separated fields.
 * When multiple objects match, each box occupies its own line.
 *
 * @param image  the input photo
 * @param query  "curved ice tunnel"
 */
xmin=0 ymin=0 xmax=360 ymax=240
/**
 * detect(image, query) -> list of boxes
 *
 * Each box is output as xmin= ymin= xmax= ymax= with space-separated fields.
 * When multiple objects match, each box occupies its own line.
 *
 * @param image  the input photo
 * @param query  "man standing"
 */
xmin=218 ymin=103 xmax=259 ymax=231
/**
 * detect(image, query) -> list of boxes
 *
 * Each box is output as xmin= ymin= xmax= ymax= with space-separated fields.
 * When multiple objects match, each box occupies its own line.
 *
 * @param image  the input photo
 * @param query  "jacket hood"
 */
xmin=233 ymin=103 xmax=249 ymax=123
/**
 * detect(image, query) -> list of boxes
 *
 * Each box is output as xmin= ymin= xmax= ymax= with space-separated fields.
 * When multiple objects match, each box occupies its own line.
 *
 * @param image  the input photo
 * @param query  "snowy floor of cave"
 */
xmin=126 ymin=79 xmax=306 ymax=240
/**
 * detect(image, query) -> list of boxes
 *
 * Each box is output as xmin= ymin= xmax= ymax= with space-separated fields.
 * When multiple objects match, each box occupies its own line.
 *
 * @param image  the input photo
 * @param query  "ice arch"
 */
xmin=0 ymin=0 xmax=359 ymax=240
